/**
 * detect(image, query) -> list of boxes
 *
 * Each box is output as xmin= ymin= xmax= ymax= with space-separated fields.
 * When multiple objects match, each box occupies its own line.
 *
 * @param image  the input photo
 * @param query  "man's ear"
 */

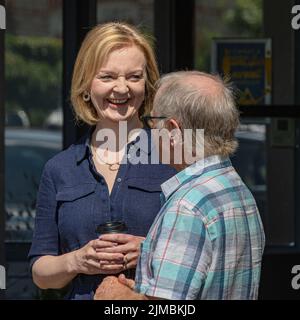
xmin=165 ymin=119 xmax=182 ymax=147
xmin=165 ymin=118 xmax=180 ymax=131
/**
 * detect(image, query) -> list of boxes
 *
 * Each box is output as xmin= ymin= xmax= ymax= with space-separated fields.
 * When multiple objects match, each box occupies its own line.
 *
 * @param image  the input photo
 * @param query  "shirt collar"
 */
xmin=161 ymin=155 xmax=232 ymax=200
xmin=75 ymin=126 xmax=153 ymax=164
xmin=74 ymin=126 xmax=93 ymax=164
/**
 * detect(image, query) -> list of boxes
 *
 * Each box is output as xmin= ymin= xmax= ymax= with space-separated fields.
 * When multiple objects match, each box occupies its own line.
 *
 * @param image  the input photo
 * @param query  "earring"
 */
xmin=83 ymin=91 xmax=91 ymax=102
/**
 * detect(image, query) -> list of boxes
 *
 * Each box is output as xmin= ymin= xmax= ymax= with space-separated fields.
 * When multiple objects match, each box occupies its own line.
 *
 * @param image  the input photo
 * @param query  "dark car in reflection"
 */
xmin=5 ymin=128 xmax=61 ymax=241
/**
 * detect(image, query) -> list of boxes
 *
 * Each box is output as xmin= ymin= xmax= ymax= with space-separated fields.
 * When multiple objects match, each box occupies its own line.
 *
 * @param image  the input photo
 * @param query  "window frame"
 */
xmin=0 ymin=0 xmax=5 ymax=300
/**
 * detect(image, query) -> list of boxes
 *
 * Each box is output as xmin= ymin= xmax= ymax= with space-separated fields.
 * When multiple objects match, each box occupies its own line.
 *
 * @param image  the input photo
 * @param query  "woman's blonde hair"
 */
xmin=71 ymin=22 xmax=159 ymax=125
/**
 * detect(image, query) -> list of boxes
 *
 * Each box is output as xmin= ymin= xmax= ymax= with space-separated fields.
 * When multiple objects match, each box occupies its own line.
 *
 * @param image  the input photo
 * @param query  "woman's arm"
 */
xmin=32 ymin=253 xmax=77 ymax=290
xmin=32 ymin=239 xmax=126 ymax=289
xmin=30 ymin=163 xmax=126 ymax=290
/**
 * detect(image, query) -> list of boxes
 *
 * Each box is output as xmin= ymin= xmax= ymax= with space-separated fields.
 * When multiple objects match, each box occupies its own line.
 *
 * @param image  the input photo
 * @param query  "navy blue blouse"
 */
xmin=28 ymin=128 xmax=176 ymax=299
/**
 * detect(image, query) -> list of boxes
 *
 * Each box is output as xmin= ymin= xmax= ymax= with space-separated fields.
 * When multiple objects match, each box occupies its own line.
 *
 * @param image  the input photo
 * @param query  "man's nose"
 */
xmin=113 ymin=77 xmax=129 ymax=94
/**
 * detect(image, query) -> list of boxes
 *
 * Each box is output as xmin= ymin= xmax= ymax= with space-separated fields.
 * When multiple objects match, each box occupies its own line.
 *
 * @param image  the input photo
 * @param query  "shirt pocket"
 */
xmin=56 ymin=183 xmax=97 ymax=250
xmin=124 ymin=179 xmax=163 ymax=236
xmin=56 ymin=183 xmax=97 ymax=202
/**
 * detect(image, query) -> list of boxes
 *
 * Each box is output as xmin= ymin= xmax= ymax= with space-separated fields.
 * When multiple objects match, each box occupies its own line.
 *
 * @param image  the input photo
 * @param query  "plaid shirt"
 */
xmin=135 ymin=155 xmax=265 ymax=300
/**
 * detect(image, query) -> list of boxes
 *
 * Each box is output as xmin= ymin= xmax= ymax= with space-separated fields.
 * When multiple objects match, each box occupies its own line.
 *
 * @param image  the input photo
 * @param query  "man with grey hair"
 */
xmin=94 ymin=71 xmax=265 ymax=300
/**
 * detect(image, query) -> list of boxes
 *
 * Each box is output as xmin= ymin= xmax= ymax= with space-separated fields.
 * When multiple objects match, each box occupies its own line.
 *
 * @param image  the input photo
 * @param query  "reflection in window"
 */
xmin=5 ymin=129 xmax=61 ymax=241
xmin=5 ymin=0 xmax=63 ymax=242
xmin=234 ymin=123 xmax=267 ymax=189
xmin=195 ymin=0 xmax=263 ymax=71
xmin=97 ymin=0 xmax=154 ymax=33
xmin=231 ymin=118 xmax=268 ymax=243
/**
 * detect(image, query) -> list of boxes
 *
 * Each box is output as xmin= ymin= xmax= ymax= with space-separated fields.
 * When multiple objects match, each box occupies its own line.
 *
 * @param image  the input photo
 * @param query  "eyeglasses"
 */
xmin=141 ymin=115 xmax=167 ymax=129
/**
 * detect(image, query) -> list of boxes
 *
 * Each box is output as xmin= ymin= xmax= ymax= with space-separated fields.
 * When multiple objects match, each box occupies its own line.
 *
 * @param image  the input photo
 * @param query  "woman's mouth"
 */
xmin=107 ymin=98 xmax=130 ymax=106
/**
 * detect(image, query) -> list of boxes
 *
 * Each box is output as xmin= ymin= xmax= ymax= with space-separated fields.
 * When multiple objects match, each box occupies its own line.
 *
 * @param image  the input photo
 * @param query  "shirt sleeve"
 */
xmin=135 ymin=202 xmax=212 ymax=300
xmin=27 ymin=162 xmax=60 ymax=272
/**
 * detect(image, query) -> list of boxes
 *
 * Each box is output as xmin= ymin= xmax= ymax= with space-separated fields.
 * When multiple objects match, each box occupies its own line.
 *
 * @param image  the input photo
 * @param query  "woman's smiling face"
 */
xmin=90 ymin=45 xmax=146 ymax=125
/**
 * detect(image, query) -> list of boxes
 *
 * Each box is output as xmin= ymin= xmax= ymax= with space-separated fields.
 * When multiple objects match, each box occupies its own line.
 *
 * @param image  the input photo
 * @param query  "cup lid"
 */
xmin=96 ymin=221 xmax=128 ymax=234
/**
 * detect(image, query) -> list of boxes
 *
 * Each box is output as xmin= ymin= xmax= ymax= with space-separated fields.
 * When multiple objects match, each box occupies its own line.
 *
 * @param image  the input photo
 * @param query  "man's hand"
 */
xmin=94 ymin=275 xmax=145 ymax=300
xmin=118 ymin=273 xmax=135 ymax=289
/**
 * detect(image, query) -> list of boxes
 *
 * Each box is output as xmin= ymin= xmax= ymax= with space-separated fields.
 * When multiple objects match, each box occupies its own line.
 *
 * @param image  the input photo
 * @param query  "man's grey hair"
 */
xmin=153 ymin=70 xmax=240 ymax=158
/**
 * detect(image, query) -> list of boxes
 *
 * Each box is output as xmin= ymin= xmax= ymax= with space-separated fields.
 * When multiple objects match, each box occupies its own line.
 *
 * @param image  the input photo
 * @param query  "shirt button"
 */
xmin=100 ymin=179 xmax=105 ymax=185
xmin=117 ymin=178 xmax=122 ymax=183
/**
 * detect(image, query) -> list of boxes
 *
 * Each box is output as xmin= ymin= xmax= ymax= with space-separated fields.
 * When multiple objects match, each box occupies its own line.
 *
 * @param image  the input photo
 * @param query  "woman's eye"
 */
xmin=129 ymin=75 xmax=143 ymax=81
xmin=98 ymin=75 xmax=114 ymax=81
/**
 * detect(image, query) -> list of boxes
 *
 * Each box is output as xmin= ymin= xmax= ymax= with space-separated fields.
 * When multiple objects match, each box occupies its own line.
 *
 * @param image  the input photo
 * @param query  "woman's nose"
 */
xmin=113 ymin=77 xmax=129 ymax=94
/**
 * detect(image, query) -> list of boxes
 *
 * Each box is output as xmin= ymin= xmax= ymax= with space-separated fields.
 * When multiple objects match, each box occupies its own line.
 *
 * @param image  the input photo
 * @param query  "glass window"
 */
xmin=4 ymin=0 xmax=63 ymax=300
xmin=232 ymin=118 xmax=296 ymax=248
xmin=231 ymin=118 xmax=268 ymax=237
xmin=97 ymin=0 xmax=154 ymax=33
xmin=5 ymin=0 xmax=63 ymax=242
xmin=195 ymin=0 xmax=263 ymax=71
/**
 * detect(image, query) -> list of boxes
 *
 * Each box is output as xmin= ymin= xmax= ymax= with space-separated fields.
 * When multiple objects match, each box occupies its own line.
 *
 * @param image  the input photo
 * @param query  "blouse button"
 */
xmin=117 ymin=178 xmax=122 ymax=183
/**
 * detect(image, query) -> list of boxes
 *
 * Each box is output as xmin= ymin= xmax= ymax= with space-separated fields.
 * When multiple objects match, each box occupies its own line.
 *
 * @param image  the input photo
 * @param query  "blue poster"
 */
xmin=211 ymin=39 xmax=272 ymax=105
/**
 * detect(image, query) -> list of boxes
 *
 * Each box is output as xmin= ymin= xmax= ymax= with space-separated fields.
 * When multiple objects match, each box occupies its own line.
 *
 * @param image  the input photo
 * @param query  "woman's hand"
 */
xmin=97 ymin=234 xmax=145 ymax=270
xmin=69 ymin=239 xmax=125 ymax=275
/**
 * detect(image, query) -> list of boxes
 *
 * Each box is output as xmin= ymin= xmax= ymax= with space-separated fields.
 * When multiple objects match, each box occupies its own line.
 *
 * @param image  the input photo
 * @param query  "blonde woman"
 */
xmin=28 ymin=22 xmax=176 ymax=300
